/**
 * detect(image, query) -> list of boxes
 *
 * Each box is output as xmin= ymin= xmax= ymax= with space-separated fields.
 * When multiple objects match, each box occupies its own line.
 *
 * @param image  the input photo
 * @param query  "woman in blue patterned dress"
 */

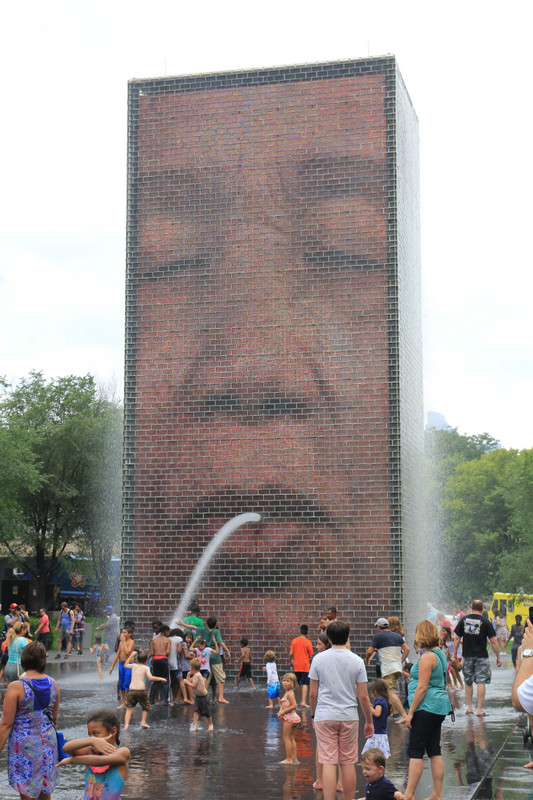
xmin=0 ymin=640 xmax=60 ymax=799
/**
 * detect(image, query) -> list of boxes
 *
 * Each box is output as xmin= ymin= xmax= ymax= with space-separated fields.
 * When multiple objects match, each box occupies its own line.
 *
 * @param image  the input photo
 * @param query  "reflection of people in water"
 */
xmin=464 ymin=717 xmax=493 ymax=786
xmin=128 ymin=64 xmax=411 ymax=645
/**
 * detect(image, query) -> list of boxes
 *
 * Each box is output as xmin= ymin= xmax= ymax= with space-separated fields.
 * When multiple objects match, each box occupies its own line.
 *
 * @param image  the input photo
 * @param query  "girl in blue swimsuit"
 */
xmin=58 ymin=708 xmax=129 ymax=799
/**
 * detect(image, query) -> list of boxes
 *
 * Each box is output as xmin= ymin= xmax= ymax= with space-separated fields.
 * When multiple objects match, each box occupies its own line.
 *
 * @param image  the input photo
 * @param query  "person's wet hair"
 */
xmin=87 ymin=708 xmax=121 ymax=745
xmin=326 ymin=619 xmax=350 ymax=645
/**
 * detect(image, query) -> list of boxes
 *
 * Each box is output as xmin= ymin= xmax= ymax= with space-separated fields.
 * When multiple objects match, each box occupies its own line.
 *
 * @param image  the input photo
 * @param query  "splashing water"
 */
xmin=170 ymin=512 xmax=262 ymax=626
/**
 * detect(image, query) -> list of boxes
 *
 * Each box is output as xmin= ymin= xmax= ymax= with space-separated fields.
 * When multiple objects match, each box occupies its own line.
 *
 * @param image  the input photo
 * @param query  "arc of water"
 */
xmin=171 ymin=512 xmax=262 ymax=626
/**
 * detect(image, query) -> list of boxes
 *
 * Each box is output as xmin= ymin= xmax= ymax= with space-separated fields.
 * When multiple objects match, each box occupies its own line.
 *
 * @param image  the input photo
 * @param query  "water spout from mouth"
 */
xmin=171 ymin=512 xmax=262 ymax=626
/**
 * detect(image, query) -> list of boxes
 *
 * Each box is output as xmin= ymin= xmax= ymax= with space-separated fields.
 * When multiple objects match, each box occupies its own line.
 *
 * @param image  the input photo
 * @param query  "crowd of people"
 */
xmin=0 ymin=597 xmax=521 ymax=800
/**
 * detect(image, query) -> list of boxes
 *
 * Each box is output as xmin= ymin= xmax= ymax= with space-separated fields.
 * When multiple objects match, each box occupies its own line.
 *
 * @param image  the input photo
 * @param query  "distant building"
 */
xmin=0 ymin=555 xmax=120 ymax=613
xmin=426 ymin=411 xmax=450 ymax=431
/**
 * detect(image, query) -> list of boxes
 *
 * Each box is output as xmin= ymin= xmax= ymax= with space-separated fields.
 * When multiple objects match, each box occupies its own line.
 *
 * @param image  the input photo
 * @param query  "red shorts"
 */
xmin=314 ymin=720 xmax=358 ymax=765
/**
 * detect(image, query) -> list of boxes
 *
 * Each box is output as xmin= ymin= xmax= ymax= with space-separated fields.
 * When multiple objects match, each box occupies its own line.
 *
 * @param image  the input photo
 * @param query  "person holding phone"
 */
xmin=512 ymin=614 xmax=533 ymax=769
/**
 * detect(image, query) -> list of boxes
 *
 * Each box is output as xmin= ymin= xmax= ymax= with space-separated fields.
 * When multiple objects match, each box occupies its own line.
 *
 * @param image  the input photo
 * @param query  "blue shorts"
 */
xmin=295 ymin=671 xmax=310 ymax=686
xmin=267 ymin=681 xmax=280 ymax=699
xmin=119 ymin=661 xmax=132 ymax=691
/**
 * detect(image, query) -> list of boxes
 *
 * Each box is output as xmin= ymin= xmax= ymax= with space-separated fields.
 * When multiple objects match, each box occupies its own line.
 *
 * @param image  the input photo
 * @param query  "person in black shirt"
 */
xmin=510 ymin=615 xmax=525 ymax=669
xmin=453 ymin=600 xmax=501 ymax=716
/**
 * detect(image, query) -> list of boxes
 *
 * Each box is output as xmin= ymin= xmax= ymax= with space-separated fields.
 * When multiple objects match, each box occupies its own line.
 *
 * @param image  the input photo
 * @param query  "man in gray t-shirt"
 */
xmin=310 ymin=620 xmax=373 ymax=800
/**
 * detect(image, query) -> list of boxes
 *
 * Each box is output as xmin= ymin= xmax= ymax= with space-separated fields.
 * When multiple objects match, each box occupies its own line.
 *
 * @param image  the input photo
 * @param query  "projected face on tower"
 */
xmin=130 ymin=71 xmax=393 ymax=627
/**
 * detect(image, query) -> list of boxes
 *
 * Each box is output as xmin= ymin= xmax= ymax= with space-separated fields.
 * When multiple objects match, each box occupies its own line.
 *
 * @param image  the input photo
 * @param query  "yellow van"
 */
xmin=489 ymin=592 xmax=533 ymax=629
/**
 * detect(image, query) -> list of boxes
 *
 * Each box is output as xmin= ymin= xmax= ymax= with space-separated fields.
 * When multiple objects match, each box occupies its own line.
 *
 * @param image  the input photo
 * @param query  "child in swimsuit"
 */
xmin=277 ymin=672 xmax=301 ymax=764
xmin=90 ymin=637 xmax=109 ymax=681
xmin=263 ymin=650 xmax=280 ymax=709
xmin=58 ymin=708 xmax=130 ymax=798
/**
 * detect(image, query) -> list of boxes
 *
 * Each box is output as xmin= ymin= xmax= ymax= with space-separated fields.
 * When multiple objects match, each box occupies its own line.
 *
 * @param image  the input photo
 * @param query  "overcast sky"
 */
xmin=1 ymin=1 xmax=531 ymax=449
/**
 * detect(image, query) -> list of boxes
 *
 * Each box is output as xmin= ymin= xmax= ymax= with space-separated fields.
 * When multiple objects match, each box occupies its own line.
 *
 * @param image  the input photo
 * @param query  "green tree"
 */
xmin=440 ymin=448 xmax=516 ymax=601
xmin=425 ymin=427 xmax=500 ymax=603
xmin=496 ymin=449 xmax=533 ymax=592
xmin=426 ymin=427 xmax=500 ymax=486
xmin=0 ymin=371 xmax=120 ymax=608
xmin=0 ymin=421 xmax=41 ymax=539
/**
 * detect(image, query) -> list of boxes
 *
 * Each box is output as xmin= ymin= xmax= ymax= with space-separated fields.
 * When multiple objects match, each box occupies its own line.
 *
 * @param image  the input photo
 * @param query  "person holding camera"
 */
xmin=511 ymin=615 xmax=533 ymax=769
xmin=4 ymin=604 xmax=25 ymax=631
xmin=512 ymin=617 xmax=533 ymax=714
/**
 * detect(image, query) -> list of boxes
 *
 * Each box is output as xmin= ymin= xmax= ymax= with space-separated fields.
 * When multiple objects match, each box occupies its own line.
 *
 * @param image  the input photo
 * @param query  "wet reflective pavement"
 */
xmin=0 ymin=655 xmax=531 ymax=799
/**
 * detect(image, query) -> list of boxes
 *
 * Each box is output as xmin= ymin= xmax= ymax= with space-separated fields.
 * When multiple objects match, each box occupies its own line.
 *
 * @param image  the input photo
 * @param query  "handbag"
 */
xmin=21 ymin=679 xmax=69 ymax=760
xmin=15 ymin=638 xmax=25 ymax=678
xmin=436 ymin=649 xmax=455 ymax=721
xmin=451 ymin=657 xmax=463 ymax=672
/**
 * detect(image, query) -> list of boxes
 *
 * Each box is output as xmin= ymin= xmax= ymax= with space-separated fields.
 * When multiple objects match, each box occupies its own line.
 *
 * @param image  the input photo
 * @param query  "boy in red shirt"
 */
xmin=289 ymin=624 xmax=314 ymax=707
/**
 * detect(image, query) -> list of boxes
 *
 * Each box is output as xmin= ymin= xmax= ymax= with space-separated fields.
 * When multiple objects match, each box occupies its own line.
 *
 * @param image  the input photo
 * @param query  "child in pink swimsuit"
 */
xmin=277 ymin=672 xmax=301 ymax=764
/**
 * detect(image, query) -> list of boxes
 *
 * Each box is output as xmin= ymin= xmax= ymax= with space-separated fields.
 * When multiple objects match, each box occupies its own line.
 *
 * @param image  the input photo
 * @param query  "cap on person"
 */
xmin=104 ymin=605 xmax=114 ymax=612
xmin=374 ymin=617 xmax=389 ymax=628
xmin=9 ymin=603 xmax=18 ymax=609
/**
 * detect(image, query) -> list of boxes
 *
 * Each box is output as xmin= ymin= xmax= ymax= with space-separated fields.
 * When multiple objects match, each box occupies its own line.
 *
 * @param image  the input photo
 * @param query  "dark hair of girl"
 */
xmin=317 ymin=633 xmax=331 ymax=649
xmin=370 ymin=678 xmax=391 ymax=711
xmin=87 ymin=708 xmax=121 ymax=745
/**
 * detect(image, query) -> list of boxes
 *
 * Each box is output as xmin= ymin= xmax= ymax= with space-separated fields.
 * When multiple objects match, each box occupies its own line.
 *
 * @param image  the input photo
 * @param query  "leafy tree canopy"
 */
xmin=426 ymin=425 xmax=533 ymax=605
xmin=0 ymin=371 xmax=122 ymax=608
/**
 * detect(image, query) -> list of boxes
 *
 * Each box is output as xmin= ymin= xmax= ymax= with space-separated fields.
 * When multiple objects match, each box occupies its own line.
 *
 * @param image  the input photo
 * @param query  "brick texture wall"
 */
xmin=122 ymin=56 xmax=424 ymax=657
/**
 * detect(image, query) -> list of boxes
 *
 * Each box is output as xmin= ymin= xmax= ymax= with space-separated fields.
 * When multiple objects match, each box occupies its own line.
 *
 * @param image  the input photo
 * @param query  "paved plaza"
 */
xmin=0 ymin=654 xmax=530 ymax=799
